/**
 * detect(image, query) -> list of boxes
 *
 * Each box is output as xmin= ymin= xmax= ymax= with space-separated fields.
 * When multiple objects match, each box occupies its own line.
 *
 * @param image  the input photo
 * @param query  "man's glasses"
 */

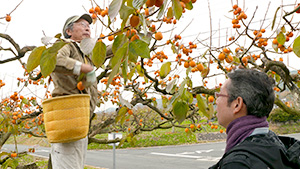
xmin=214 ymin=92 xmax=229 ymax=99
xmin=75 ymin=21 xmax=90 ymax=28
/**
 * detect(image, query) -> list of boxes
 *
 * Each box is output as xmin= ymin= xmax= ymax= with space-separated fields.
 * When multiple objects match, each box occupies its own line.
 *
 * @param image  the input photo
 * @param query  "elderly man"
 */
xmin=49 ymin=14 xmax=98 ymax=169
xmin=210 ymin=69 xmax=300 ymax=169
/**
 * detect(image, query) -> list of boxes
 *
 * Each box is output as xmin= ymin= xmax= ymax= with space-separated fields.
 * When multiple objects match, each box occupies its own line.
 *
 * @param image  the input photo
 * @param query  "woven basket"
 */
xmin=42 ymin=94 xmax=90 ymax=143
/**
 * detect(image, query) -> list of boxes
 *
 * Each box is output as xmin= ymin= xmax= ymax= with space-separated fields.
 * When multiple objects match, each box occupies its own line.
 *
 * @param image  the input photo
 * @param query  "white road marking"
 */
xmin=150 ymin=152 xmax=221 ymax=162
xmin=35 ymin=149 xmax=50 ymax=153
xmin=179 ymin=152 xmax=195 ymax=155
xmin=195 ymin=149 xmax=214 ymax=154
xmin=197 ymin=156 xmax=222 ymax=162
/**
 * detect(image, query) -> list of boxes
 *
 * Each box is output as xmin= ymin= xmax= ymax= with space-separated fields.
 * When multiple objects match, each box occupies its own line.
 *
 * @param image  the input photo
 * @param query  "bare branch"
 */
xmin=0 ymin=33 xmax=35 ymax=64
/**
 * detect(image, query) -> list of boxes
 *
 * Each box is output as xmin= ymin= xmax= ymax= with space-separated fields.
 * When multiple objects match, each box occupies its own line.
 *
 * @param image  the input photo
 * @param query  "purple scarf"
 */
xmin=225 ymin=115 xmax=269 ymax=152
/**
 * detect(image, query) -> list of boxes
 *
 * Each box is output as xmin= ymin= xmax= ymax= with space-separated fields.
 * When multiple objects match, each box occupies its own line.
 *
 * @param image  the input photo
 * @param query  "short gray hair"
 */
xmin=64 ymin=22 xmax=74 ymax=39
xmin=226 ymin=69 xmax=275 ymax=117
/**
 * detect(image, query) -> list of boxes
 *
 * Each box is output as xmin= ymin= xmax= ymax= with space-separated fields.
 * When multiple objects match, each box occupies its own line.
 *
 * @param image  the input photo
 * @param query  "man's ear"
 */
xmin=232 ymin=96 xmax=244 ymax=114
xmin=66 ymin=29 xmax=72 ymax=37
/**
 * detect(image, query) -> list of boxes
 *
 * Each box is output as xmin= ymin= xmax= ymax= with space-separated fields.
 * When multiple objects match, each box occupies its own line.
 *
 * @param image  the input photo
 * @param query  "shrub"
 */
xmin=268 ymin=108 xmax=300 ymax=122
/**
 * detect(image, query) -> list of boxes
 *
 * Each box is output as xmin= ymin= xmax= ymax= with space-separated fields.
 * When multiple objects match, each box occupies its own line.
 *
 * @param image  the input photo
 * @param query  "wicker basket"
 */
xmin=42 ymin=94 xmax=90 ymax=143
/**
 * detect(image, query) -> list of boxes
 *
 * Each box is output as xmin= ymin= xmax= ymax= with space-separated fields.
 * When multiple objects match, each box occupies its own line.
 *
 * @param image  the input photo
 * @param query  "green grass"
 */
xmin=14 ymin=154 xmax=104 ymax=169
xmin=88 ymin=124 xmax=222 ymax=150
xmin=270 ymin=121 xmax=300 ymax=134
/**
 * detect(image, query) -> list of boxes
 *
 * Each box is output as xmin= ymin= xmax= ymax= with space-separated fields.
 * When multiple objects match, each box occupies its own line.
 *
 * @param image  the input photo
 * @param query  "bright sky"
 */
xmin=1 ymin=0 xmax=300 ymax=111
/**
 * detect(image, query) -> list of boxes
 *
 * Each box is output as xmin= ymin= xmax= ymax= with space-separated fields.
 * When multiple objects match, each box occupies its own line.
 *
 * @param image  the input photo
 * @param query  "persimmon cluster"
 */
xmin=89 ymin=6 xmax=108 ymax=19
xmin=100 ymin=75 xmax=122 ymax=104
xmin=100 ymin=75 xmax=122 ymax=87
xmin=231 ymin=4 xmax=247 ymax=29
xmin=272 ymin=32 xmax=294 ymax=53
xmin=182 ymin=41 xmax=197 ymax=56
xmin=166 ymin=34 xmax=182 ymax=46
xmin=17 ymin=77 xmax=41 ymax=85
xmin=218 ymin=48 xmax=233 ymax=63
xmin=126 ymin=28 xmax=139 ymax=42
xmin=150 ymin=51 xmax=169 ymax=65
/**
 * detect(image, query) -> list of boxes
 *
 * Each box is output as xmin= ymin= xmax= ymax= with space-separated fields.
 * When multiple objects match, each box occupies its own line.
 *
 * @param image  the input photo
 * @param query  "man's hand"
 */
xmin=80 ymin=63 xmax=93 ymax=73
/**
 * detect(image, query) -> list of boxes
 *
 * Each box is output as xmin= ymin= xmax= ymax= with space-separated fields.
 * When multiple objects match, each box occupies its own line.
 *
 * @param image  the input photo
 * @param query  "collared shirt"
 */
xmin=249 ymin=127 xmax=269 ymax=137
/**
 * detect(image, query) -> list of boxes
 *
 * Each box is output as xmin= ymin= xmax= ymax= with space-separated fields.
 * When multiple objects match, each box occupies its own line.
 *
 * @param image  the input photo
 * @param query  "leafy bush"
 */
xmin=268 ymin=108 xmax=300 ymax=122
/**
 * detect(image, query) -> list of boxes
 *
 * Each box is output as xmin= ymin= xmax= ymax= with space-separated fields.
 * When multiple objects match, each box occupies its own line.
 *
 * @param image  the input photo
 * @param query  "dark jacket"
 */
xmin=209 ymin=131 xmax=300 ymax=169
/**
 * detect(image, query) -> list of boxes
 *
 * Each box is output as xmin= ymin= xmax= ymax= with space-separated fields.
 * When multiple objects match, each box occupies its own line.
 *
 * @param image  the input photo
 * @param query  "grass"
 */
xmin=88 ymin=126 xmax=200 ymax=150
xmin=17 ymin=155 xmax=48 ymax=168
xmin=11 ymin=154 xmax=105 ymax=169
xmin=270 ymin=121 xmax=300 ymax=134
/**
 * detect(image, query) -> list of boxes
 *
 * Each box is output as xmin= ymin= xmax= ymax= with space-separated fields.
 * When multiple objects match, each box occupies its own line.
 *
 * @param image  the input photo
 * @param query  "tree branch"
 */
xmin=0 ymin=33 xmax=35 ymax=64
xmin=274 ymin=97 xmax=300 ymax=116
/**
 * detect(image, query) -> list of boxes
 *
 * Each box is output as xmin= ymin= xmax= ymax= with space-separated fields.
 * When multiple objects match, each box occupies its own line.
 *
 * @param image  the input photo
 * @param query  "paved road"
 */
xmin=2 ymin=133 xmax=300 ymax=169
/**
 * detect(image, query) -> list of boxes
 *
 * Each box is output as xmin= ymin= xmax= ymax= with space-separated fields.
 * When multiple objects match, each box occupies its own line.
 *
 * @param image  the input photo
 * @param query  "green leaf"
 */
xmin=182 ymin=90 xmax=193 ymax=104
xmin=167 ymin=7 xmax=173 ymax=19
xmin=201 ymin=68 xmax=210 ymax=78
xmin=26 ymin=46 xmax=46 ymax=72
xmin=22 ymin=98 xmax=29 ymax=106
xmin=172 ymin=0 xmax=183 ymax=20
xmin=196 ymin=94 xmax=207 ymax=116
xmin=162 ymin=96 xmax=169 ymax=108
xmin=136 ymin=64 xmax=144 ymax=76
xmin=128 ymin=64 xmax=135 ymax=80
xmin=171 ymin=44 xmax=178 ymax=54
xmin=293 ymin=35 xmax=300 ymax=58
xmin=132 ymin=0 xmax=147 ymax=9
xmin=129 ymin=39 xmax=150 ymax=59
xmin=55 ymin=33 xmax=62 ymax=39
xmin=186 ymin=76 xmax=193 ymax=89
xmin=108 ymin=0 xmax=123 ymax=20
xmin=127 ymin=0 xmax=133 ymax=7
xmin=157 ymin=0 xmax=168 ymax=19
xmin=159 ymin=62 xmax=171 ymax=79
xmin=166 ymin=79 xmax=177 ymax=93
xmin=178 ymin=78 xmax=187 ymax=96
xmin=128 ymin=51 xmax=138 ymax=63
xmin=111 ymin=41 xmax=128 ymax=67
xmin=115 ymin=106 xmax=128 ymax=123
xmin=272 ymin=43 xmax=278 ymax=52
xmin=122 ymin=55 xmax=129 ymax=84
xmin=185 ymin=1 xmax=193 ymax=10
xmin=281 ymin=26 xmax=286 ymax=33
xmin=173 ymin=100 xmax=188 ymax=124
xmin=207 ymin=103 xmax=214 ymax=120
xmin=120 ymin=4 xmax=135 ymax=29
xmin=271 ymin=7 xmax=280 ymax=30
xmin=141 ymin=14 xmax=148 ymax=37
xmin=112 ymin=34 xmax=127 ymax=54
xmin=92 ymin=41 xmax=106 ymax=68
xmin=139 ymin=32 xmax=152 ymax=44
xmin=277 ymin=32 xmax=286 ymax=45
xmin=120 ymin=4 xmax=135 ymax=20
xmin=40 ymin=41 xmax=67 ymax=77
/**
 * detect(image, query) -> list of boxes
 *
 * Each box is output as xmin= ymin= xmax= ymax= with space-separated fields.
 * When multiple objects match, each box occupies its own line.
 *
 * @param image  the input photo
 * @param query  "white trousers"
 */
xmin=50 ymin=137 xmax=88 ymax=169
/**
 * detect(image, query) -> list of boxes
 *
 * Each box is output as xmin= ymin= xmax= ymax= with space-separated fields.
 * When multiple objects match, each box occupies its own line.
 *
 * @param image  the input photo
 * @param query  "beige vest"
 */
xmin=50 ymin=40 xmax=98 ymax=117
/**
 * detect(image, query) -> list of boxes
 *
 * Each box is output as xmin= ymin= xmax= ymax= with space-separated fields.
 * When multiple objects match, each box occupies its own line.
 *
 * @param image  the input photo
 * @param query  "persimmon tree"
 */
xmin=1 ymin=0 xmax=300 ymax=166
